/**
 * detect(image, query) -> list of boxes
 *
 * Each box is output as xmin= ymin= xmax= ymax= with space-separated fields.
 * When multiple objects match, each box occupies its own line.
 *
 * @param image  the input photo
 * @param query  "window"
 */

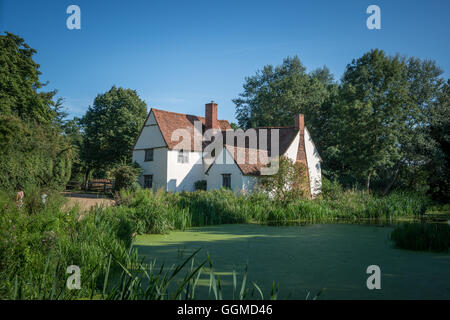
xmin=177 ymin=150 xmax=189 ymax=163
xmin=222 ymin=174 xmax=231 ymax=189
xmin=144 ymin=175 xmax=153 ymax=189
xmin=144 ymin=149 xmax=154 ymax=162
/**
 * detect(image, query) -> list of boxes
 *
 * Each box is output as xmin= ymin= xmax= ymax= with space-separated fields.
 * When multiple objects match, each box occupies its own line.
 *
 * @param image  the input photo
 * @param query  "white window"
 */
xmin=177 ymin=150 xmax=189 ymax=163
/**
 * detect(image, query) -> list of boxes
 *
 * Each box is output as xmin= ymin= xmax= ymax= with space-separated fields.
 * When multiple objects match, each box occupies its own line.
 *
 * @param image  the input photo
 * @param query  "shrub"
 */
xmin=194 ymin=180 xmax=207 ymax=191
xmin=0 ymin=115 xmax=73 ymax=191
xmin=259 ymin=156 xmax=310 ymax=201
xmin=111 ymin=162 xmax=142 ymax=192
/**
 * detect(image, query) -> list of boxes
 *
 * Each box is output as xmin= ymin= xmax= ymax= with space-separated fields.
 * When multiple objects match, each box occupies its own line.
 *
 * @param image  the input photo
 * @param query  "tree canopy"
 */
xmin=0 ymin=32 xmax=56 ymax=123
xmin=80 ymin=86 xmax=148 ymax=171
xmin=0 ymin=32 xmax=73 ymax=190
xmin=233 ymin=50 xmax=448 ymax=197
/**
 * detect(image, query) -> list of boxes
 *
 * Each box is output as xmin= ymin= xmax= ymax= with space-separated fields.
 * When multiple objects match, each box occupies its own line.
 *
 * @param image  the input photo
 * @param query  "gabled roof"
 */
xmin=207 ymin=127 xmax=301 ymax=176
xmin=136 ymin=108 xmax=307 ymax=176
xmin=151 ymin=108 xmax=231 ymax=151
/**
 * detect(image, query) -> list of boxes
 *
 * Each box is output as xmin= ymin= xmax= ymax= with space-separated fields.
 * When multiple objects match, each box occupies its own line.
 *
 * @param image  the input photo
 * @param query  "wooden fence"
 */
xmin=66 ymin=179 xmax=114 ymax=193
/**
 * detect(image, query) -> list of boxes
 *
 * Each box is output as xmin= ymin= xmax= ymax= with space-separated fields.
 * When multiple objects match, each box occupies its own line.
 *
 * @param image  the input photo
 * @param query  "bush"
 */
xmin=111 ymin=162 xmax=142 ymax=192
xmin=321 ymin=178 xmax=344 ymax=200
xmin=258 ymin=156 xmax=310 ymax=201
xmin=391 ymin=223 xmax=450 ymax=252
xmin=0 ymin=115 xmax=73 ymax=191
xmin=194 ymin=180 xmax=207 ymax=191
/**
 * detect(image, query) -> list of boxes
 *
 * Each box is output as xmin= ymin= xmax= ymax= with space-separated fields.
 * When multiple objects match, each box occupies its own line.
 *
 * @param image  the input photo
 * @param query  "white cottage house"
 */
xmin=132 ymin=102 xmax=322 ymax=197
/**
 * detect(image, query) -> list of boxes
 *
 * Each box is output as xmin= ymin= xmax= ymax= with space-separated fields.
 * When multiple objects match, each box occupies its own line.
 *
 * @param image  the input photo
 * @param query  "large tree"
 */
xmin=0 ymin=32 xmax=73 ymax=190
xmin=233 ymin=56 xmax=333 ymax=137
xmin=0 ymin=32 xmax=56 ymax=123
xmin=80 ymin=86 xmax=147 ymax=181
xmin=335 ymin=49 xmax=413 ymax=191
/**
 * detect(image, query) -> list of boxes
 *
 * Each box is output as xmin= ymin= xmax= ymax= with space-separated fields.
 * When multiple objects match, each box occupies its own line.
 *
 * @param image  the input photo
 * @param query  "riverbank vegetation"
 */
xmin=0 ymin=185 xmax=436 ymax=299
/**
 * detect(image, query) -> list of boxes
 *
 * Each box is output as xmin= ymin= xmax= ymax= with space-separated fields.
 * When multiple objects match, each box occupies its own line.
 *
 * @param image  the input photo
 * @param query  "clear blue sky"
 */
xmin=1 ymin=0 xmax=449 ymax=122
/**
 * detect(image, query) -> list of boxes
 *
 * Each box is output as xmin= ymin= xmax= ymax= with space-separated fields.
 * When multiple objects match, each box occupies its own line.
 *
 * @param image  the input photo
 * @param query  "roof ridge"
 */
xmin=151 ymin=107 xmax=229 ymax=123
xmin=253 ymin=126 xmax=294 ymax=129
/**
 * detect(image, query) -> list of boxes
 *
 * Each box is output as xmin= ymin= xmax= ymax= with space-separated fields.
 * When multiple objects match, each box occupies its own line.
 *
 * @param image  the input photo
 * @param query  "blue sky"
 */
xmin=1 ymin=0 xmax=449 ymax=122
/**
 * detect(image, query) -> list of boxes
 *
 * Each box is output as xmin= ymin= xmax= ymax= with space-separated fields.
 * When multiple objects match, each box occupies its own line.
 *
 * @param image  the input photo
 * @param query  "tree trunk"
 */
xmin=366 ymin=172 xmax=372 ymax=193
xmin=83 ymin=168 xmax=91 ymax=190
xmin=383 ymin=167 xmax=399 ymax=195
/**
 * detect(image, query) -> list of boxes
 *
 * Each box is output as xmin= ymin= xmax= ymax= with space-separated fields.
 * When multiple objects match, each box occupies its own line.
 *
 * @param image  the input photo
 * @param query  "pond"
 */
xmin=134 ymin=223 xmax=450 ymax=299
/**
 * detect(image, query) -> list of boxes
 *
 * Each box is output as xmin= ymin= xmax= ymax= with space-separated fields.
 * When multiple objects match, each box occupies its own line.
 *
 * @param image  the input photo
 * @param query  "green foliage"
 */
xmin=80 ymin=86 xmax=147 ymax=170
xmin=424 ymin=80 xmax=450 ymax=201
xmin=194 ymin=180 xmax=207 ymax=191
xmin=0 ymin=115 xmax=73 ymax=191
xmin=0 ymin=189 xmax=280 ymax=300
xmin=391 ymin=223 xmax=450 ymax=252
xmin=320 ymin=178 xmax=344 ymax=201
xmin=111 ymin=162 xmax=142 ymax=192
xmin=0 ymin=32 xmax=56 ymax=123
xmin=0 ymin=190 xmax=133 ymax=299
xmin=113 ymin=187 xmax=431 ymax=235
xmin=0 ymin=32 xmax=74 ymax=191
xmin=233 ymin=51 xmax=449 ymax=198
xmin=258 ymin=156 xmax=310 ymax=201
xmin=234 ymin=56 xmax=333 ymax=132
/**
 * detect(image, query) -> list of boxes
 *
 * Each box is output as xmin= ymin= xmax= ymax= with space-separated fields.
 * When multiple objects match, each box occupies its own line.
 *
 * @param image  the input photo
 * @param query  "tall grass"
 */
xmin=0 ymin=184 xmax=434 ymax=299
xmin=0 ymin=189 xmax=283 ymax=299
xmin=113 ymin=187 xmax=431 ymax=234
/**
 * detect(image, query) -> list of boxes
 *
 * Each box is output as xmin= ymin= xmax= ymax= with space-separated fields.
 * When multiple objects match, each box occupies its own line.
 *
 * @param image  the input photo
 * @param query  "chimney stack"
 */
xmin=294 ymin=114 xmax=305 ymax=134
xmin=205 ymin=102 xmax=219 ymax=130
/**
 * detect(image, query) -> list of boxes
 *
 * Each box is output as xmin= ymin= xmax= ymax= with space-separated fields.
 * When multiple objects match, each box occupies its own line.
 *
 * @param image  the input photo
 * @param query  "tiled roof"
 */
xmin=207 ymin=127 xmax=300 ymax=175
xmin=148 ymin=108 xmax=303 ymax=176
xmin=152 ymin=108 xmax=231 ymax=151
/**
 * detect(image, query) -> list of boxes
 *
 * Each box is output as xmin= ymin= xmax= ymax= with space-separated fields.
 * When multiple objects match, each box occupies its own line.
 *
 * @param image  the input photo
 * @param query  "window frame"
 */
xmin=144 ymin=149 xmax=154 ymax=162
xmin=143 ymin=175 xmax=153 ymax=189
xmin=222 ymin=174 xmax=231 ymax=189
xmin=177 ymin=149 xmax=189 ymax=163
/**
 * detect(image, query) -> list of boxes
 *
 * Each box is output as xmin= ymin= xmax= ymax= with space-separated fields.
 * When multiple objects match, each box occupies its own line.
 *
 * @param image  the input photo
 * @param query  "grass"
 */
xmin=112 ymin=187 xmax=431 ymax=234
xmin=391 ymin=223 xmax=450 ymax=252
xmin=0 ymin=184 xmax=441 ymax=299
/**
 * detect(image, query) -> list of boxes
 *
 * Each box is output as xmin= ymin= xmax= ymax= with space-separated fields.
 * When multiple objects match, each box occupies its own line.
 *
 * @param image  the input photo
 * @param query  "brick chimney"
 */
xmin=295 ymin=114 xmax=307 ymax=164
xmin=205 ymin=102 xmax=219 ymax=130
xmin=294 ymin=114 xmax=305 ymax=135
xmin=294 ymin=113 xmax=311 ymax=197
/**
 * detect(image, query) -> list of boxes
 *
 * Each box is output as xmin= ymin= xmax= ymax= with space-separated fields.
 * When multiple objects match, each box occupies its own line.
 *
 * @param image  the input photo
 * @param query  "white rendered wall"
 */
xmin=132 ymin=147 xmax=168 ymax=191
xmin=134 ymin=112 xmax=166 ymax=150
xmin=284 ymin=131 xmax=300 ymax=162
xmin=133 ymin=111 xmax=168 ymax=191
xmin=206 ymin=148 xmax=244 ymax=193
xmin=304 ymin=127 xmax=322 ymax=197
xmin=166 ymin=150 xmax=205 ymax=192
